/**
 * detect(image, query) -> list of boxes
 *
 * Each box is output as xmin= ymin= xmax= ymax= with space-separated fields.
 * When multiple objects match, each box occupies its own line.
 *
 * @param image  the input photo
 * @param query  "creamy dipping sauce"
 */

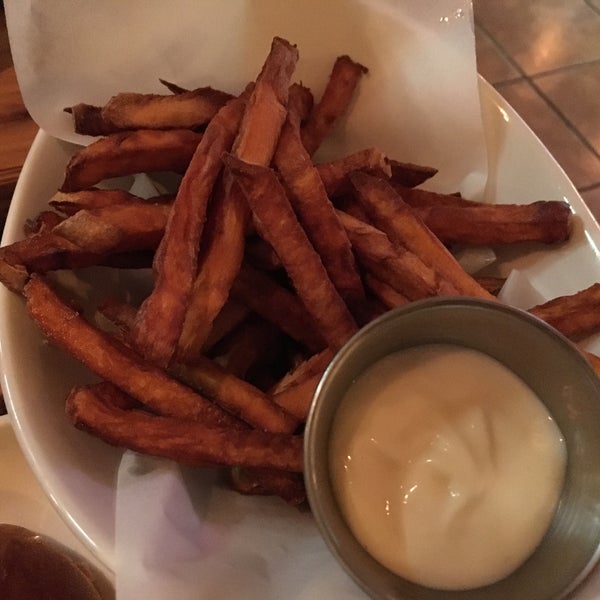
xmin=329 ymin=344 xmax=567 ymax=590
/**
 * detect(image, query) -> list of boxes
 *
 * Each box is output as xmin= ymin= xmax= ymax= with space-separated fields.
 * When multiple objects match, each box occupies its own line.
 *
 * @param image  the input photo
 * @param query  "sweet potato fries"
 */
xmin=2 ymin=36 xmax=592 ymax=509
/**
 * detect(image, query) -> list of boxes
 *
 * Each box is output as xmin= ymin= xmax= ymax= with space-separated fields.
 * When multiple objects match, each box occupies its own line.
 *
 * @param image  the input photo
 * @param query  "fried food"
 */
xmin=176 ymin=37 xmax=300 ymax=362
xmin=404 ymin=192 xmax=572 ymax=245
xmin=316 ymin=147 xmax=391 ymax=198
xmin=350 ymin=171 xmax=494 ymax=299
xmin=61 ymin=129 xmax=203 ymax=192
xmin=131 ymin=91 xmax=249 ymax=367
xmin=230 ymin=262 xmax=325 ymax=353
xmin=66 ymin=384 xmax=303 ymax=472
xmin=173 ymin=355 xmax=298 ymax=434
xmin=225 ymin=154 xmax=358 ymax=351
xmin=337 ymin=209 xmax=457 ymax=300
xmin=274 ymin=85 xmax=366 ymax=319
xmin=301 ymin=54 xmax=368 ymax=155
xmin=529 ymin=283 xmax=600 ymax=339
xmin=24 ymin=275 xmax=241 ymax=428
xmin=4 ymin=34 xmax=594 ymax=511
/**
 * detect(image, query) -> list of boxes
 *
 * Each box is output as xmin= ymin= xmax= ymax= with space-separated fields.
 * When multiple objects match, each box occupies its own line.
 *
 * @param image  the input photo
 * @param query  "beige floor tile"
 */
xmin=474 ymin=0 xmax=600 ymax=74
xmin=497 ymin=79 xmax=600 ymax=189
xmin=535 ymin=62 xmax=600 ymax=156
xmin=475 ymin=25 xmax=520 ymax=84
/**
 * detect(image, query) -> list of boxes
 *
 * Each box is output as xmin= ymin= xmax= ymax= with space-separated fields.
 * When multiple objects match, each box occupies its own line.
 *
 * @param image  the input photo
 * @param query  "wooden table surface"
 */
xmin=0 ymin=10 xmax=37 ymax=414
xmin=0 ymin=12 xmax=38 ymax=225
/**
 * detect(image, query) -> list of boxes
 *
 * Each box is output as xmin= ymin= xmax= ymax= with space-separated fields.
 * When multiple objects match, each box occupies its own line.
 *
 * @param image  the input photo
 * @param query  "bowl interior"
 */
xmin=305 ymin=297 xmax=600 ymax=600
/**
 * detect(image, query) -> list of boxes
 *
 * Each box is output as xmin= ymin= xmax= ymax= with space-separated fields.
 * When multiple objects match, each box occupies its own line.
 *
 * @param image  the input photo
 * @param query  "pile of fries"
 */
xmin=2 ymin=36 xmax=599 ymax=506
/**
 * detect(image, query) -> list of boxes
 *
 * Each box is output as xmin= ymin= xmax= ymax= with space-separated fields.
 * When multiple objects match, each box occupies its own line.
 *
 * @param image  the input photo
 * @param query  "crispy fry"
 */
xmin=61 ymin=129 xmax=203 ymax=192
xmin=407 ymin=197 xmax=572 ymax=245
xmin=177 ymin=37 xmax=300 ymax=361
xmin=529 ymin=283 xmax=600 ymax=339
xmin=225 ymin=155 xmax=358 ymax=351
xmin=231 ymin=36 xmax=299 ymax=164
xmin=337 ymin=209 xmax=457 ymax=300
xmin=66 ymin=87 xmax=232 ymax=136
xmin=363 ymin=273 xmax=410 ymax=309
xmin=159 ymin=78 xmax=189 ymax=94
xmin=271 ymin=349 xmax=333 ymax=420
xmin=274 ymin=86 xmax=366 ymax=319
xmin=64 ymin=104 xmax=113 ymax=137
xmin=388 ymin=159 xmax=438 ymax=188
xmin=0 ymin=224 xmax=155 ymax=291
xmin=229 ymin=467 xmax=306 ymax=505
xmin=52 ymin=201 xmax=170 ymax=254
xmin=230 ymin=262 xmax=325 ymax=353
xmin=301 ymin=55 xmax=368 ymax=155
xmin=100 ymin=87 xmax=233 ymax=131
xmin=66 ymin=384 xmax=303 ymax=472
xmin=24 ymin=275 xmax=241 ymax=428
xmin=176 ymin=179 xmax=250 ymax=361
xmin=350 ymin=172 xmax=494 ymax=299
xmin=50 ymin=189 xmax=153 ymax=215
xmin=131 ymin=92 xmax=249 ymax=367
xmin=316 ymin=148 xmax=391 ymax=198
xmin=172 ymin=355 xmax=298 ymax=434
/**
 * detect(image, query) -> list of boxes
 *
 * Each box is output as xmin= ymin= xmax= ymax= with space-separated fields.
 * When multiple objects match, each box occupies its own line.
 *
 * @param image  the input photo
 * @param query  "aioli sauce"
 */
xmin=329 ymin=344 xmax=567 ymax=590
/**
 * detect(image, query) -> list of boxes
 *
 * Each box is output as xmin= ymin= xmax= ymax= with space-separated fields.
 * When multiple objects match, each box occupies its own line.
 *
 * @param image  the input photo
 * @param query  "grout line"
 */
xmin=526 ymin=78 xmax=600 ymax=161
xmin=474 ymin=22 xmax=600 ymax=162
xmin=585 ymin=0 xmax=600 ymax=16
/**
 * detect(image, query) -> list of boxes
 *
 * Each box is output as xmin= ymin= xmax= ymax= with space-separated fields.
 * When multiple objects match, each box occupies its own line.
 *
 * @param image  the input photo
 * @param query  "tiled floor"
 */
xmin=474 ymin=0 xmax=600 ymax=213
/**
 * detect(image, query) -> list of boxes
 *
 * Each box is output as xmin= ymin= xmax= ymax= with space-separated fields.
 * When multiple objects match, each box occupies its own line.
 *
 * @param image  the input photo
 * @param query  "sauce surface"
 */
xmin=329 ymin=344 xmax=567 ymax=590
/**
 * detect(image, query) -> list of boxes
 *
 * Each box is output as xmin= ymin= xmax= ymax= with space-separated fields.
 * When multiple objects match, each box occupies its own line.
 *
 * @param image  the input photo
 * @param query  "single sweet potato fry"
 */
xmin=397 ymin=184 xmax=572 ymax=245
xmin=53 ymin=201 xmax=170 ymax=254
xmin=316 ymin=148 xmax=391 ymax=198
xmin=225 ymin=154 xmax=358 ymax=351
xmin=301 ymin=55 xmax=368 ymax=155
xmin=61 ymin=129 xmax=203 ymax=192
xmin=388 ymin=160 xmax=438 ymax=188
xmin=101 ymin=87 xmax=234 ymax=131
xmin=50 ymin=188 xmax=158 ymax=215
xmin=529 ymin=283 xmax=600 ymax=339
xmin=66 ymin=384 xmax=303 ymax=472
xmin=229 ymin=467 xmax=306 ymax=505
xmin=231 ymin=36 xmax=299 ymax=165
